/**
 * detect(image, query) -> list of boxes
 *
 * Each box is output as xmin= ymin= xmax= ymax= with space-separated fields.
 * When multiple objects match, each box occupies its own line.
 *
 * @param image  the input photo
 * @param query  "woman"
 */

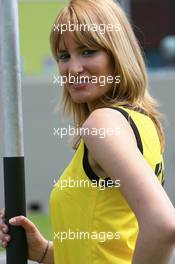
xmin=0 ymin=0 xmax=175 ymax=263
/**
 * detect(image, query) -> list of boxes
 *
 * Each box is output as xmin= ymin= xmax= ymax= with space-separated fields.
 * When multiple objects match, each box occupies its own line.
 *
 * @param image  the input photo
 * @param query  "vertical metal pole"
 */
xmin=0 ymin=0 xmax=28 ymax=263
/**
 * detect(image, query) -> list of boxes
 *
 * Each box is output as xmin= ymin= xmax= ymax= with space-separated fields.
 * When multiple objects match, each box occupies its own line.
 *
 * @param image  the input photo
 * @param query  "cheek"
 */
xmin=103 ymin=57 xmax=114 ymax=74
xmin=94 ymin=55 xmax=114 ymax=76
xmin=58 ymin=64 xmax=67 ymax=76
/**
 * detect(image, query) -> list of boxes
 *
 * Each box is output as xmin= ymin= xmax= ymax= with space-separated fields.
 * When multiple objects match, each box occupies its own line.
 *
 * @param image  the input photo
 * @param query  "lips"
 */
xmin=69 ymin=77 xmax=92 ymax=85
xmin=69 ymin=77 xmax=92 ymax=90
xmin=70 ymin=82 xmax=91 ymax=90
xmin=72 ymin=79 xmax=92 ymax=85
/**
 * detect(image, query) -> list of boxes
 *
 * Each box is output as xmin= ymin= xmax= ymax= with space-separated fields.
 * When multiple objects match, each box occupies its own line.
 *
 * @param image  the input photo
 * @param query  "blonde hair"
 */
xmin=50 ymin=0 xmax=165 ymax=153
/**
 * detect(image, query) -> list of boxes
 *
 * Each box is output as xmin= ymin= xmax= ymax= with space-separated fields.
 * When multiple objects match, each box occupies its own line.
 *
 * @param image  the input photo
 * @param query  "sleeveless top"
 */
xmin=49 ymin=103 xmax=165 ymax=264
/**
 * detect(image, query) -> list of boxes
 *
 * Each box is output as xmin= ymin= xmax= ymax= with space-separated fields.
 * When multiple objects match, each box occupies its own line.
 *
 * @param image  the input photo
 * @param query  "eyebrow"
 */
xmin=58 ymin=45 xmax=89 ymax=53
xmin=58 ymin=49 xmax=67 ymax=53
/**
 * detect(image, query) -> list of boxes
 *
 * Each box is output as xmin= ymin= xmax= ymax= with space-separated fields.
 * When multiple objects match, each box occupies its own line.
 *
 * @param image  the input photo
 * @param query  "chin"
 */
xmin=69 ymin=92 xmax=99 ymax=104
xmin=70 ymin=96 xmax=87 ymax=104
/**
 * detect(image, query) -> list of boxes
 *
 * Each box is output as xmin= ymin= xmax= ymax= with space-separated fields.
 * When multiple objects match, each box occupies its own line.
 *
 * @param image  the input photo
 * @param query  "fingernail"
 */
xmin=9 ymin=218 xmax=16 ymax=224
xmin=2 ymin=227 xmax=7 ymax=232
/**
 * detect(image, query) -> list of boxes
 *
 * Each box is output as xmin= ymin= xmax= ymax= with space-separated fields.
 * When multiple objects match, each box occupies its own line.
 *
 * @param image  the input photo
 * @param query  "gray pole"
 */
xmin=0 ymin=0 xmax=24 ymax=156
xmin=0 ymin=0 xmax=27 ymax=263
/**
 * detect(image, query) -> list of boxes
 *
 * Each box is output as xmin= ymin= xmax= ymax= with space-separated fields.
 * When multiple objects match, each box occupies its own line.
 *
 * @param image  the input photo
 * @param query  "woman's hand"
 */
xmin=0 ymin=208 xmax=49 ymax=262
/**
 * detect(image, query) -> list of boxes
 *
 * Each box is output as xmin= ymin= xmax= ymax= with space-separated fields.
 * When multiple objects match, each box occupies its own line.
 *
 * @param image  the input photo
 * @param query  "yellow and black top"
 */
xmin=50 ymin=103 xmax=165 ymax=264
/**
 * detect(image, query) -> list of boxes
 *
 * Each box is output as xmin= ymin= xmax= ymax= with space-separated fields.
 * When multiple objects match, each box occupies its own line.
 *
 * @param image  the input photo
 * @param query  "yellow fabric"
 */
xmin=49 ymin=104 xmax=164 ymax=264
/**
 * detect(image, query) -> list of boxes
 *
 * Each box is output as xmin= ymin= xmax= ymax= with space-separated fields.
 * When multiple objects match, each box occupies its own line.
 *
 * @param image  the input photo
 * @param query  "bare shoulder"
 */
xmin=84 ymin=107 xmax=128 ymax=125
xmin=83 ymin=107 xmax=137 ymax=148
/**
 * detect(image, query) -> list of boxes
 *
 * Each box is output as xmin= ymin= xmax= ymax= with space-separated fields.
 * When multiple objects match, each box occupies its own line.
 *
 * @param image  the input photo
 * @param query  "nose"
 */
xmin=67 ymin=56 xmax=84 ymax=76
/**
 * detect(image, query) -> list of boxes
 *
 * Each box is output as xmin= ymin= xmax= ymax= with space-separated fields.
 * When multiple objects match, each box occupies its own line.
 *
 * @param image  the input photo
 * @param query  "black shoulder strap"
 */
xmin=105 ymin=106 xmax=143 ymax=155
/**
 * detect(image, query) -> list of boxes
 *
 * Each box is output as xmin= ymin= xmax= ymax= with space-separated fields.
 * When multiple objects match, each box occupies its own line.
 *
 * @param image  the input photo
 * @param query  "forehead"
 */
xmin=58 ymin=32 xmax=82 ymax=51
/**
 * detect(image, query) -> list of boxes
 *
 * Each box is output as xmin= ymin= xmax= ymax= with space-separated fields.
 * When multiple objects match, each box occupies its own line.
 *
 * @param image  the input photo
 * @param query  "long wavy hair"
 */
xmin=50 ymin=0 xmax=165 ymax=153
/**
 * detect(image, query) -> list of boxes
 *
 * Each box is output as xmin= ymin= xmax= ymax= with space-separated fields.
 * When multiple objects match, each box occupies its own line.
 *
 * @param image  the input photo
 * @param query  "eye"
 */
xmin=82 ymin=50 xmax=97 ymax=56
xmin=58 ymin=53 xmax=70 ymax=61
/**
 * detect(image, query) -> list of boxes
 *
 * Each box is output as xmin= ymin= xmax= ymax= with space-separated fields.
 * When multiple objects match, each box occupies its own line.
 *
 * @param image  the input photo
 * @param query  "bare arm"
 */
xmin=82 ymin=108 xmax=175 ymax=264
xmin=43 ymin=240 xmax=54 ymax=264
xmin=132 ymin=229 xmax=175 ymax=264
